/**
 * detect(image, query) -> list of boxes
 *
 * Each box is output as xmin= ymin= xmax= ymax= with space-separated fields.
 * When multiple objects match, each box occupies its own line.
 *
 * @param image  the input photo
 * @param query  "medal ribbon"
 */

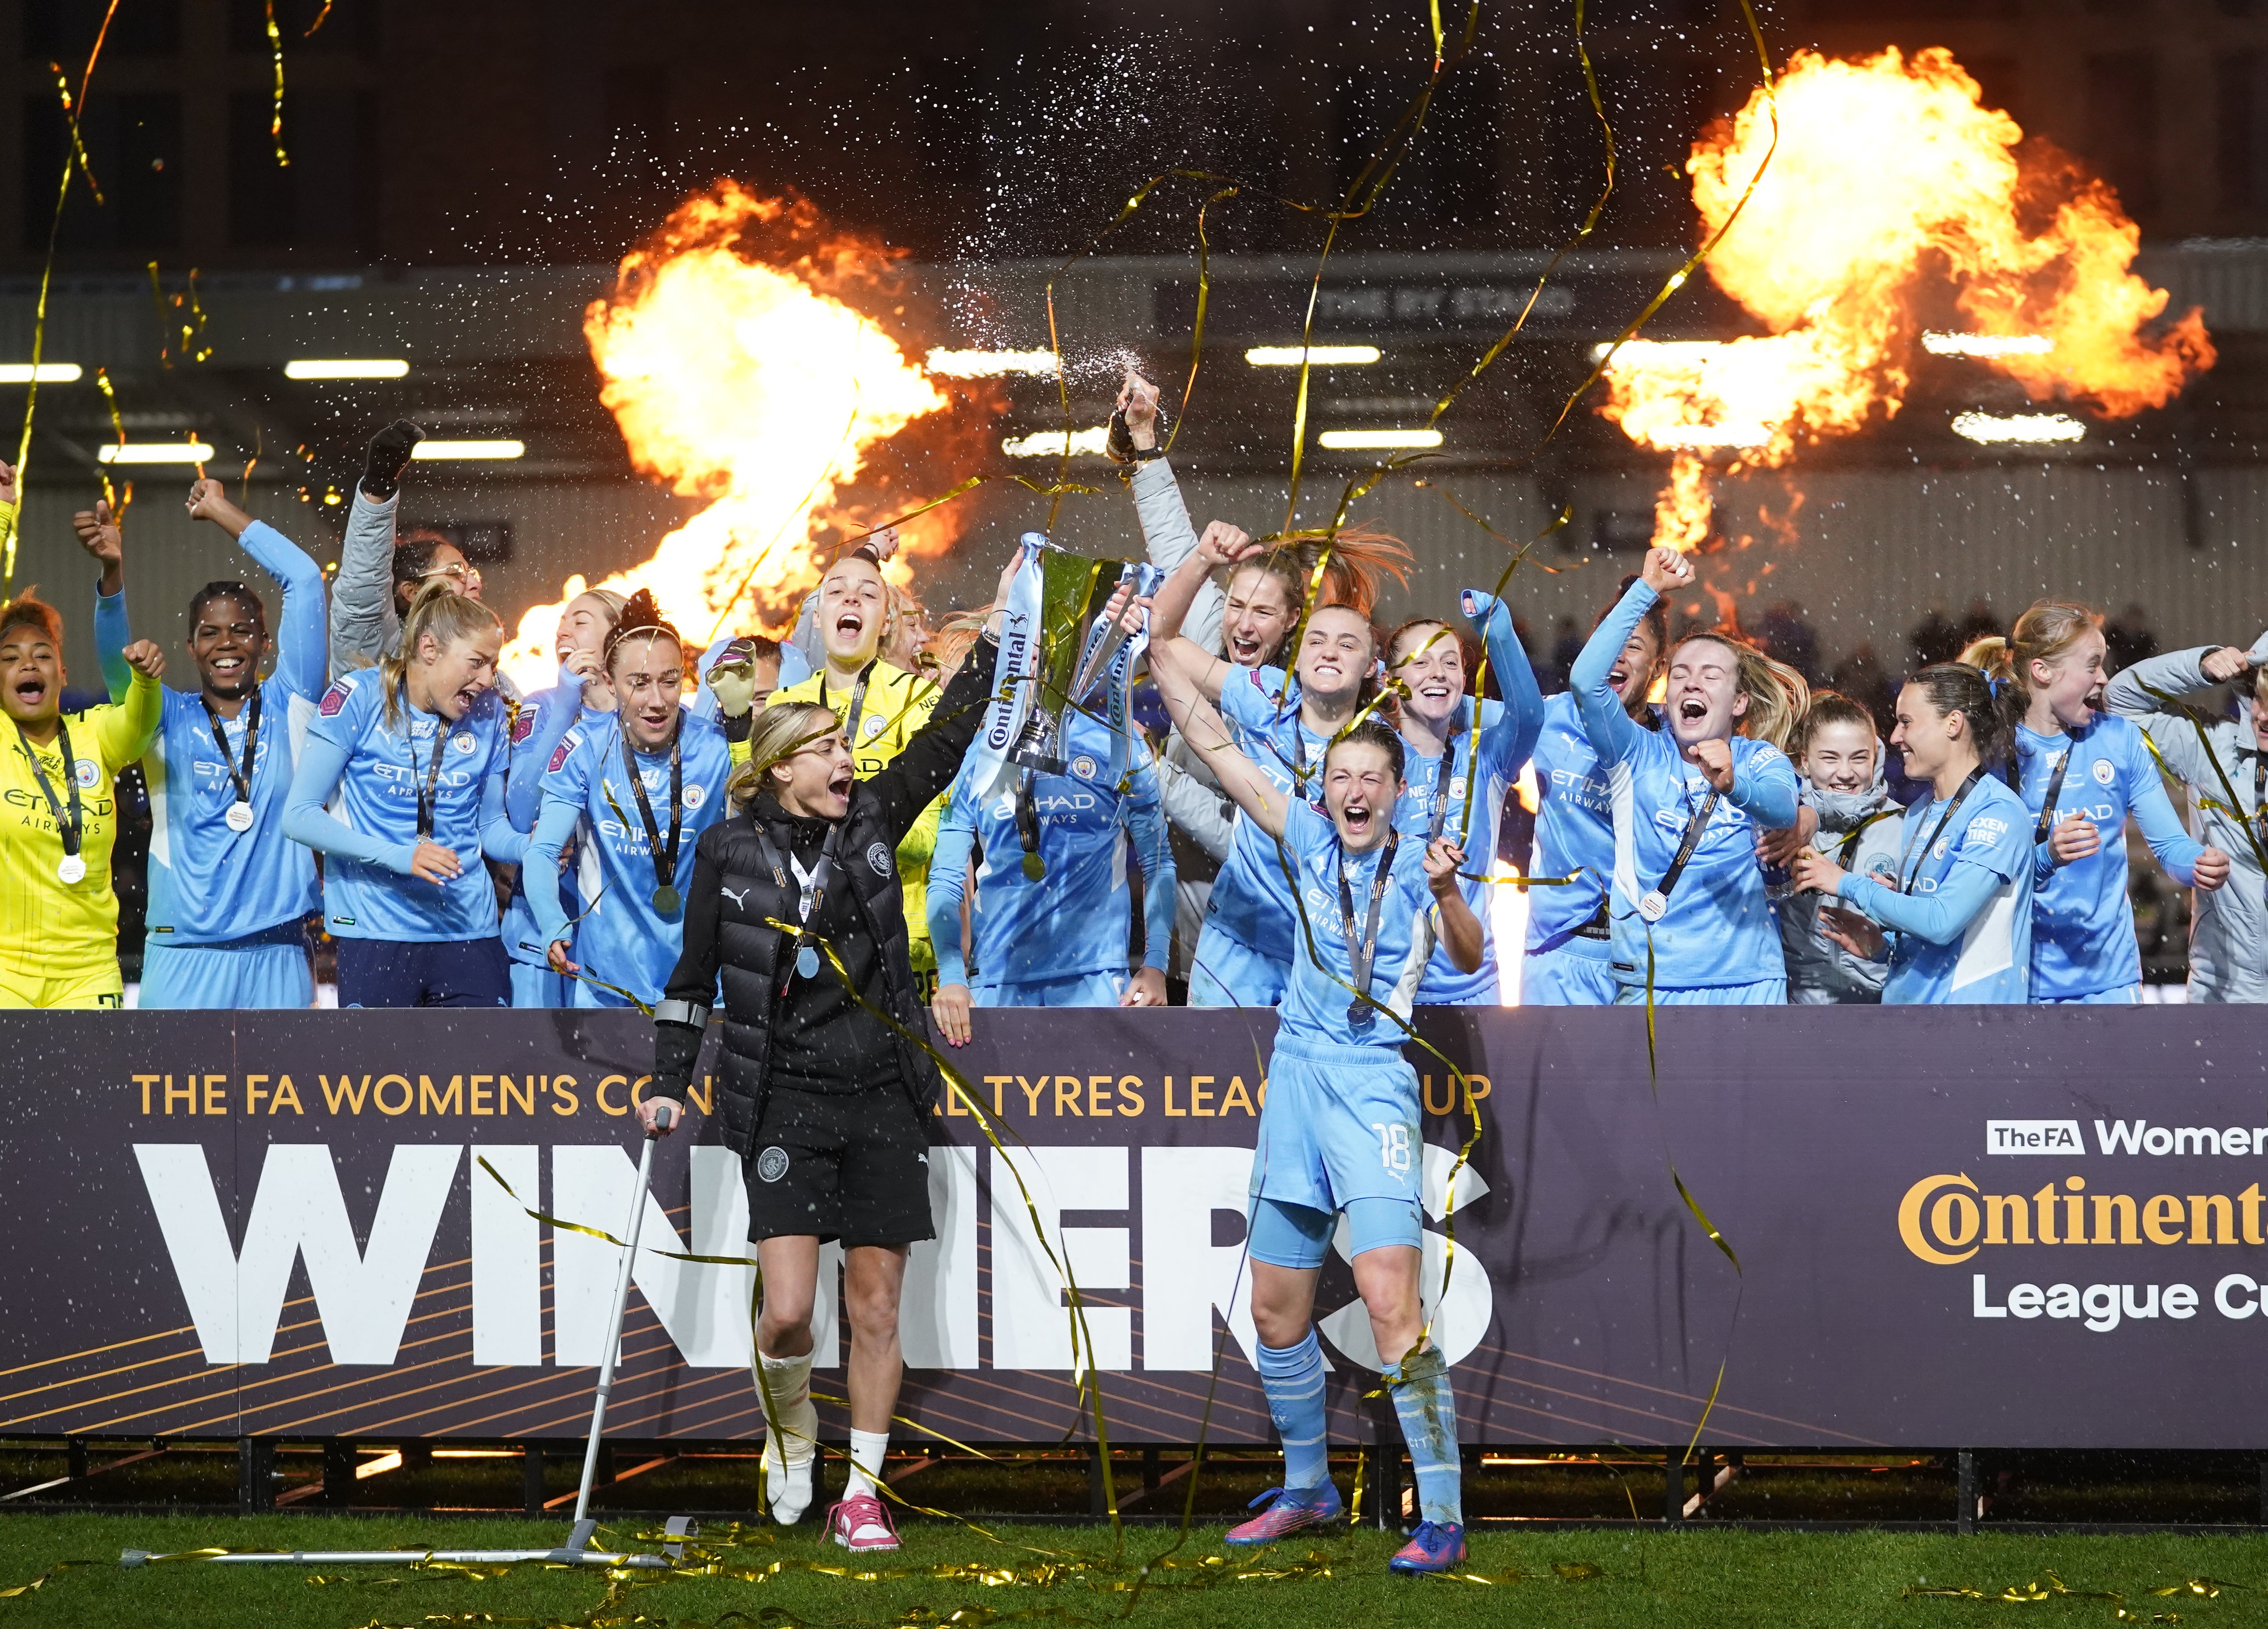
xmin=1895 ymin=768 xmax=1985 ymax=895
xmin=404 ymin=690 xmax=450 ymax=841
xmin=16 ymin=717 xmax=81 ymax=863
xmin=822 ymin=659 xmax=876 ymax=754
xmin=1333 ymin=825 xmax=1399 ymax=1013
xmin=753 ymin=816 xmax=842 ymax=993
xmin=1648 ymin=782 xmax=1720 ymax=908
xmin=616 ymin=724 xmax=684 ymax=905
xmin=201 ymin=688 xmax=260 ymax=815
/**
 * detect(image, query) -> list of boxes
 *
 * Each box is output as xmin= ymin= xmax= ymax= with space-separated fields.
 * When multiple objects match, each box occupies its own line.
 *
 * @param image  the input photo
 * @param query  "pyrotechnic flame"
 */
xmin=500 ymin=182 xmax=950 ymax=691
xmin=1600 ymin=47 xmax=2215 ymax=552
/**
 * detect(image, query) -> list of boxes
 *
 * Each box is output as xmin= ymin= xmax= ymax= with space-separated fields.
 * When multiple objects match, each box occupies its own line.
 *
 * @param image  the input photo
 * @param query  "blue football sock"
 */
xmin=1386 ymin=1342 xmax=1461 ymax=1525
xmin=1254 ymin=1330 xmax=1331 ymax=1491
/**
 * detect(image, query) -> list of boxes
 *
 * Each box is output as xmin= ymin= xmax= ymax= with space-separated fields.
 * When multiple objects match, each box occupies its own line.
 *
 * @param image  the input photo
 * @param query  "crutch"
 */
xmin=561 ymin=1099 xmax=675 ymax=1554
xmin=123 ymin=1105 xmax=697 ymax=1571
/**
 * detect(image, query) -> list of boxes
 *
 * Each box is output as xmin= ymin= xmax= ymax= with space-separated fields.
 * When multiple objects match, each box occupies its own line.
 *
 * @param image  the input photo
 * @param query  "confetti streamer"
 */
xmin=264 ymin=0 xmax=290 ymax=166
xmin=4 ymin=0 xmax=123 ymax=602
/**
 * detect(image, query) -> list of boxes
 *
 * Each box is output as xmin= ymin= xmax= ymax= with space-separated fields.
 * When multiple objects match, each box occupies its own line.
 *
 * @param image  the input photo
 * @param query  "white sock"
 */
xmin=844 ymin=1427 xmax=889 ymax=1500
xmin=756 ymin=1351 xmax=817 ymax=1522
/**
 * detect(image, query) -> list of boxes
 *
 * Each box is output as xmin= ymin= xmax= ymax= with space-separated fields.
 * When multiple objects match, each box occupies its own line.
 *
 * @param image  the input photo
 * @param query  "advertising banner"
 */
xmin=5 ymin=1006 xmax=2264 ymax=1448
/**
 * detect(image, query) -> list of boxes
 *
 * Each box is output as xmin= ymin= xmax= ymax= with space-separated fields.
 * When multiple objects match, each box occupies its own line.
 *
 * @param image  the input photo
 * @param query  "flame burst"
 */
xmin=1601 ymin=47 xmax=2216 ymax=551
xmin=500 ymin=182 xmax=951 ymax=690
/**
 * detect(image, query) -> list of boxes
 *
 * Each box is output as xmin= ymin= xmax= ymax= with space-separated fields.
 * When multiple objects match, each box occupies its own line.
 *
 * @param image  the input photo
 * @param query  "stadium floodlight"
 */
xmin=98 ymin=443 xmax=213 ymax=464
xmin=928 ymin=348 xmax=1060 ymax=377
xmin=1002 ymin=426 xmax=1111 ymax=458
xmin=1650 ymin=422 xmax=1778 ymax=450
xmin=411 ymin=440 xmax=526 ymax=460
xmin=1950 ymin=411 xmax=2085 ymax=445
xmin=1245 ymin=345 xmax=1383 ymax=367
xmin=0 ymin=364 xmax=81 ymax=383
xmin=1924 ymin=332 xmax=2054 ymax=358
xmin=285 ymin=359 xmax=411 ymax=379
xmin=1317 ymin=428 xmax=1442 ymax=450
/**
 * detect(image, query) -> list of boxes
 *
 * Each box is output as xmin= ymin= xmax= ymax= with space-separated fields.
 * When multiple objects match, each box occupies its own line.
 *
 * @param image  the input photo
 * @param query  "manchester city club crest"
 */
xmin=756 ymin=1146 xmax=790 ymax=1183
xmin=1071 ymin=754 xmax=1098 ymax=780
xmin=866 ymin=841 xmax=893 ymax=877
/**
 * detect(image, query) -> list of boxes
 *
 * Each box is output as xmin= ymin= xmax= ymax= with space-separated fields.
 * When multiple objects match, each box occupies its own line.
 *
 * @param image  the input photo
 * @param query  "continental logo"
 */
xmin=1899 ymin=1172 xmax=2268 ymax=1265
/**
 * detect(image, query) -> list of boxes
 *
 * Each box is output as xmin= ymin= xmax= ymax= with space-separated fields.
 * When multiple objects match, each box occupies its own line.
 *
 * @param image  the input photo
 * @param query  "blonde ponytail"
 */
xmin=381 ymin=577 xmax=501 ymax=729
xmin=1676 ymin=629 xmax=1810 ymax=753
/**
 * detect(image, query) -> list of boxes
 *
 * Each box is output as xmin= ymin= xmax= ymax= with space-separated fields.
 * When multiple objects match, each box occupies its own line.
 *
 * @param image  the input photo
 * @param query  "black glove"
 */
xmin=361 ymin=419 xmax=424 ymax=500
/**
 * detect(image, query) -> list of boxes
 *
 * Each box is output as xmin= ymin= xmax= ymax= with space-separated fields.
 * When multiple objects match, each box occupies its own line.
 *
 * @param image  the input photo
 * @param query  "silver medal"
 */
xmin=57 ymin=854 xmax=85 ymax=885
xmin=796 ymin=945 xmax=820 ymax=979
xmin=1637 ymin=889 xmax=1668 ymax=923
xmin=224 ymin=800 xmax=255 ymax=833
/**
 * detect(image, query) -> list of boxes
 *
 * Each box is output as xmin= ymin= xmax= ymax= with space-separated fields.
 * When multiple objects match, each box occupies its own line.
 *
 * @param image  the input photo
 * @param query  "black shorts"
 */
xmin=744 ymin=1084 xmax=935 ymax=1248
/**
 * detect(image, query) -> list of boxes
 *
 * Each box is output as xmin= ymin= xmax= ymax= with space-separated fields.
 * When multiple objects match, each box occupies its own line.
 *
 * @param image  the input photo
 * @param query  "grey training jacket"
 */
xmin=2104 ymin=644 xmax=2268 ymax=1003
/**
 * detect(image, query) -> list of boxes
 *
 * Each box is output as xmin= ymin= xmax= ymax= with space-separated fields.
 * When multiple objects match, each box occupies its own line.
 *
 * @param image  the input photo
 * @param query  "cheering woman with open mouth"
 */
xmin=637 ymin=546 xmax=1016 ymax=1555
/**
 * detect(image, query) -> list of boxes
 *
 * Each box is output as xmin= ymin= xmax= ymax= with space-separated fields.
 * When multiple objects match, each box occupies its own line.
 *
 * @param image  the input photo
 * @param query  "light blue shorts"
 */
xmin=139 ymin=940 xmax=312 ymax=1010
xmin=1248 ymin=1194 xmax=1422 ymax=1269
xmin=1615 ymin=977 xmax=1788 ymax=1007
xmin=2036 ymin=984 xmax=2141 ymax=1006
xmin=1251 ymin=1032 xmax=1424 ymax=1231
xmin=512 ymin=962 xmax=568 ymax=1009
xmin=974 ymin=971 xmax=1129 ymax=1007
xmin=1189 ymin=925 xmax=1290 ymax=1009
xmin=1523 ymin=942 xmax=1617 ymax=1006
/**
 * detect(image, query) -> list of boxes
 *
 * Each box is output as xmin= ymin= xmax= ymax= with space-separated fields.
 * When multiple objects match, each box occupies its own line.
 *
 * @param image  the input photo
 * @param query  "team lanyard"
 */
xmin=822 ymin=660 xmax=876 ymax=751
xmin=1833 ymin=804 xmax=1903 ymax=868
xmin=1014 ymin=771 xmax=1046 ymax=879
xmin=754 ymin=816 xmax=844 ymax=987
xmin=202 ymin=689 xmax=261 ymax=834
xmin=615 ymin=725 xmax=684 ymax=916
xmin=1638 ymin=776 xmax=1720 ymax=923
xmin=17 ymin=718 xmax=84 ymax=883
xmin=1897 ymin=768 xmax=1986 ymax=894
xmin=1336 ymin=825 xmax=1400 ymax=1031
xmin=403 ymin=687 xmax=451 ymax=841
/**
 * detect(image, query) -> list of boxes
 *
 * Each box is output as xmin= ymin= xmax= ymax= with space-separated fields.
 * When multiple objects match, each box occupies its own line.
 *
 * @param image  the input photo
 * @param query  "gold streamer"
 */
xmin=6 ymin=1 xmax=121 ymax=602
xmin=263 ymin=0 xmax=290 ymax=167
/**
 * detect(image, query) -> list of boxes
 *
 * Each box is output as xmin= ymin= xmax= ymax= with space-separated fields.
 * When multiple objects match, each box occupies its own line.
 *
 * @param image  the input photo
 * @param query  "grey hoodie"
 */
xmin=1776 ymin=776 xmax=1903 ymax=1003
xmin=2105 ymin=641 xmax=2268 ymax=1003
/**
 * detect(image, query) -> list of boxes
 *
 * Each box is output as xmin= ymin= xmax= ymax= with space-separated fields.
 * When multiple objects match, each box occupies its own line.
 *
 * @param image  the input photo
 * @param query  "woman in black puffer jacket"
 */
xmin=638 ymin=548 xmax=1017 ymax=1553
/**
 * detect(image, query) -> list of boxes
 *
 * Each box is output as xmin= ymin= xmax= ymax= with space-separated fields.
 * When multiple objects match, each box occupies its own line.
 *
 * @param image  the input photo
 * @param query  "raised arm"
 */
xmin=1147 ymin=636 xmax=1291 ymax=839
xmin=2104 ymin=644 xmax=2243 ymax=792
xmin=186 ymin=480 xmax=329 ymax=700
xmin=330 ymin=420 xmax=420 ymax=679
xmin=1571 ymin=569 xmax=1671 ymax=769
xmin=1461 ymin=587 xmax=1546 ymax=773
xmin=1728 ymin=741 xmax=1800 ymax=830
xmin=864 ymin=628 xmax=999 ymax=845
xmin=71 ymin=498 xmax=130 ymax=702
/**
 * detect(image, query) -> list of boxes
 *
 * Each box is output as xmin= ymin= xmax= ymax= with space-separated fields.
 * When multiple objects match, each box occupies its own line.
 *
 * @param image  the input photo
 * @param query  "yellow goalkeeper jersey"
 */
xmin=0 ymin=670 xmax=161 ymax=986
xmin=738 ymin=657 xmax=947 ymax=973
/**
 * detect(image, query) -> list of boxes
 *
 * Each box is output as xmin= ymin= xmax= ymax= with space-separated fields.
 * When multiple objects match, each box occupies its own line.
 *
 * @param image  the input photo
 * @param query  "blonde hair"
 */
xmin=1677 ymin=630 xmax=1811 ymax=752
xmin=381 ymin=577 xmax=501 ymax=729
xmin=1958 ymin=601 xmax=2100 ymax=708
xmin=727 ymin=700 xmax=841 ymax=813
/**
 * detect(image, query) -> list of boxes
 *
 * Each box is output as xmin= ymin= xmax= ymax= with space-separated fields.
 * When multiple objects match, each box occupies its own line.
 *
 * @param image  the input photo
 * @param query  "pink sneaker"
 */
xmin=1223 ymin=1483 xmax=1344 ymax=1546
xmin=827 ymin=1491 xmax=901 ymax=1553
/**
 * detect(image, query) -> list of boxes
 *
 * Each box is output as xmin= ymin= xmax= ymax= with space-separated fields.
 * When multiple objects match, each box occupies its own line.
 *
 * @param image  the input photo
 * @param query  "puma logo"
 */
xmin=721 ymin=885 xmax=750 ymax=909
